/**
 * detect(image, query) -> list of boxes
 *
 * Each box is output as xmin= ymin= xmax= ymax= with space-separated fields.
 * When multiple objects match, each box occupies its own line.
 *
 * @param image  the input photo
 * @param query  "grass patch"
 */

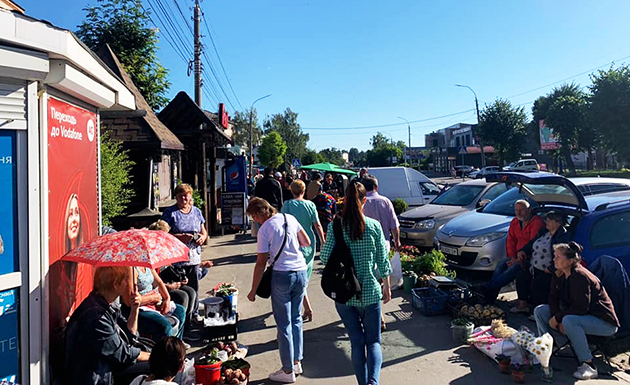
xmin=576 ymin=170 xmax=630 ymax=179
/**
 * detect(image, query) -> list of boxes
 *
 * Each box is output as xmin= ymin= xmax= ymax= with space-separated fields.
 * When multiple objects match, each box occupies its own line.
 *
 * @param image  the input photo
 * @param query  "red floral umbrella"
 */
xmin=62 ymin=229 xmax=189 ymax=268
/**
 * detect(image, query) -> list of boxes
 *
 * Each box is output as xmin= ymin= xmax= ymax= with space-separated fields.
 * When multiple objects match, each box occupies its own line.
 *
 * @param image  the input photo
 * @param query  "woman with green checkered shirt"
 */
xmin=320 ymin=181 xmax=392 ymax=385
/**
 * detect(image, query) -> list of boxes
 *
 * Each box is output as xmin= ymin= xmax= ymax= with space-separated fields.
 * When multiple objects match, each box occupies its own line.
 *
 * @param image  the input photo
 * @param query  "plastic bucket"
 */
xmin=201 ymin=297 xmax=224 ymax=318
xmin=194 ymin=361 xmax=222 ymax=385
xmin=403 ymin=275 xmax=417 ymax=294
xmin=451 ymin=322 xmax=474 ymax=344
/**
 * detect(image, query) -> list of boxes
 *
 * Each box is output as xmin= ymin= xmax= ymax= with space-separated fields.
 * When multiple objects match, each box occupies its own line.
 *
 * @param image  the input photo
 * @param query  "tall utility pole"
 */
xmin=249 ymin=94 xmax=272 ymax=177
xmin=398 ymin=117 xmax=411 ymax=165
xmin=455 ymin=84 xmax=485 ymax=168
xmin=193 ymin=0 xmax=202 ymax=107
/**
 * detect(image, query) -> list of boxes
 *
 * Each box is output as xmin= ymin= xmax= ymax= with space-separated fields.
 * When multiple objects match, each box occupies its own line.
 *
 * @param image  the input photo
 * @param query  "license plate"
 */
xmin=400 ymin=232 xmax=407 ymax=239
xmin=440 ymin=245 xmax=458 ymax=256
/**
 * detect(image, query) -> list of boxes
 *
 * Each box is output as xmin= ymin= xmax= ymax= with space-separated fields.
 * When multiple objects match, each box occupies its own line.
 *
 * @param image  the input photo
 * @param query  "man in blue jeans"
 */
xmin=479 ymin=200 xmax=544 ymax=303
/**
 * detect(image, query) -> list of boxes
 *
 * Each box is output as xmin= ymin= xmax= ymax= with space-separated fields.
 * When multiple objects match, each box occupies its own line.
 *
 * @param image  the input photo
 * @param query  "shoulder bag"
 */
xmin=256 ymin=214 xmax=288 ymax=299
xmin=321 ymin=217 xmax=362 ymax=304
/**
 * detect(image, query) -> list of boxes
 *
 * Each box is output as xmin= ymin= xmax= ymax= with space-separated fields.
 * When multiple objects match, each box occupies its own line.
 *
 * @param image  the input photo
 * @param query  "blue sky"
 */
xmin=22 ymin=0 xmax=630 ymax=151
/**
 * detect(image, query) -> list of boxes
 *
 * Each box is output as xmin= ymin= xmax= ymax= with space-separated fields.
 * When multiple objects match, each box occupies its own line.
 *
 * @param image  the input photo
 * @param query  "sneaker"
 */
xmin=573 ymin=363 xmax=598 ymax=380
xmin=269 ymin=369 xmax=296 ymax=383
xmin=510 ymin=306 xmax=529 ymax=314
xmin=293 ymin=362 xmax=303 ymax=375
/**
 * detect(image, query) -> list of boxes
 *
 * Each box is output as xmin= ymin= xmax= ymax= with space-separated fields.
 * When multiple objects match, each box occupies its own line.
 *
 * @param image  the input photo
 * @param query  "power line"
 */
xmin=152 ymin=0 xmax=193 ymax=55
xmin=172 ymin=0 xmax=193 ymax=34
xmin=140 ymin=2 xmax=190 ymax=64
xmin=302 ymin=109 xmax=475 ymax=130
xmin=506 ymin=53 xmax=630 ymax=99
xmin=200 ymin=10 xmax=243 ymax=111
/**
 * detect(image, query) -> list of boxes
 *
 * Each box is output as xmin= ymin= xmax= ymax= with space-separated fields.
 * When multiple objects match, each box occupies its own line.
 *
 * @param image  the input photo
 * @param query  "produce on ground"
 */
xmin=459 ymin=304 xmax=505 ymax=324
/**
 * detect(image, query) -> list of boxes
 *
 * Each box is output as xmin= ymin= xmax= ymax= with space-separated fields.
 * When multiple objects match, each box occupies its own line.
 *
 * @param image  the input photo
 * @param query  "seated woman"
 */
xmin=149 ymin=220 xmax=198 ymax=335
xmin=512 ymin=211 xmax=571 ymax=313
xmin=534 ymin=242 xmax=620 ymax=380
xmin=64 ymin=266 xmax=150 ymax=385
xmin=123 ymin=265 xmax=187 ymax=343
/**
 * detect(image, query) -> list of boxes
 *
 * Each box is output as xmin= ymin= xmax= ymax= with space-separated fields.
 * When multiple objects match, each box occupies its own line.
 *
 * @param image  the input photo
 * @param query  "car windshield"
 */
xmin=481 ymin=187 xmax=536 ymax=216
xmin=432 ymin=184 xmax=485 ymax=206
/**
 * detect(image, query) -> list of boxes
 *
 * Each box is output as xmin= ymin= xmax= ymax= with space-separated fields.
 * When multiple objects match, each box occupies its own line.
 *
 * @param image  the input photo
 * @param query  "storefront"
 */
xmin=0 ymin=9 xmax=135 ymax=384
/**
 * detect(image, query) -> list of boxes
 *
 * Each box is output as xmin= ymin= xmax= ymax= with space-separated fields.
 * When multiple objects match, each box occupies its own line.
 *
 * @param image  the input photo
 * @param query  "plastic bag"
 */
xmin=390 ymin=251 xmax=404 ymax=290
xmin=174 ymin=358 xmax=195 ymax=385
xmin=470 ymin=327 xmax=529 ymax=364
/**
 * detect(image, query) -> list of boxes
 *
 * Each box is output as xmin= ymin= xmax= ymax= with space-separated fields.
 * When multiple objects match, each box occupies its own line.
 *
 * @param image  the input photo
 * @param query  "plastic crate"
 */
xmin=411 ymin=287 xmax=449 ymax=316
xmin=447 ymin=287 xmax=473 ymax=304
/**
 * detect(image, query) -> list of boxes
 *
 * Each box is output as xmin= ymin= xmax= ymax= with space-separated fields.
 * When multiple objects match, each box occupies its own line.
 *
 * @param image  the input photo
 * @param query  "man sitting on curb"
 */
xmin=477 ymin=199 xmax=544 ymax=304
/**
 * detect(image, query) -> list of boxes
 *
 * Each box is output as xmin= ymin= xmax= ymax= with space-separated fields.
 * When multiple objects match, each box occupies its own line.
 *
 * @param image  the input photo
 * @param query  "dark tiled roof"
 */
xmin=158 ymin=91 xmax=232 ymax=145
xmin=97 ymin=44 xmax=184 ymax=151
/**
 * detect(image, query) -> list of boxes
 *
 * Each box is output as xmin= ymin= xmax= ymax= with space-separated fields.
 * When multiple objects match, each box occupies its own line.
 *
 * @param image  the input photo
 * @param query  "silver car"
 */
xmin=398 ymin=179 xmax=509 ymax=248
xmin=435 ymin=175 xmax=630 ymax=271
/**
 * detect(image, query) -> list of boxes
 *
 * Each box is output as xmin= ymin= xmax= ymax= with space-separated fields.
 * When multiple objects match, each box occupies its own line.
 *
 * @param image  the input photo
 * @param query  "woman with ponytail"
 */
xmin=534 ymin=241 xmax=619 ymax=380
xmin=320 ymin=181 xmax=392 ymax=385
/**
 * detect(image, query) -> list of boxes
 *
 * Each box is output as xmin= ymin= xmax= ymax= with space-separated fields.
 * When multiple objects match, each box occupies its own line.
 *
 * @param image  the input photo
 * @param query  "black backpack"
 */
xmin=321 ymin=217 xmax=362 ymax=304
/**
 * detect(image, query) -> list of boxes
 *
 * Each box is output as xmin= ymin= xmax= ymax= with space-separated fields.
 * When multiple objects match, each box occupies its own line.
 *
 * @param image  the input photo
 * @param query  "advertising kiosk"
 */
xmin=0 ymin=9 xmax=135 ymax=384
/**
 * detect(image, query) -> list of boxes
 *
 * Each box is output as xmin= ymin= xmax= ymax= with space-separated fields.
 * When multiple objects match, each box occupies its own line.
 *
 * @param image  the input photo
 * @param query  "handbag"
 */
xmin=256 ymin=214 xmax=288 ymax=299
xmin=321 ymin=217 xmax=362 ymax=304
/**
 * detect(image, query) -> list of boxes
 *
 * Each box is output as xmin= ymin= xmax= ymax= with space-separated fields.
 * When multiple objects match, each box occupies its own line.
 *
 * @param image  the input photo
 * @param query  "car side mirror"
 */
xmin=477 ymin=199 xmax=491 ymax=208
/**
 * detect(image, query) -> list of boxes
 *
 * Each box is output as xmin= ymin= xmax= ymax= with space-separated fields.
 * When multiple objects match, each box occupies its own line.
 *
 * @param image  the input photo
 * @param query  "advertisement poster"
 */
xmin=224 ymin=156 xmax=247 ymax=193
xmin=47 ymin=96 xmax=98 ymax=348
xmin=0 ymin=289 xmax=19 ymax=384
xmin=539 ymin=119 xmax=560 ymax=150
xmin=0 ymin=131 xmax=17 ymax=275
xmin=221 ymin=192 xmax=246 ymax=226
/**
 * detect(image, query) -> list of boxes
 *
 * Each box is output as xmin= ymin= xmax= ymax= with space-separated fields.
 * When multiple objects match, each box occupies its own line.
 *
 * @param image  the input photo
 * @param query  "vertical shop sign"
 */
xmin=0 ymin=289 xmax=19 ymax=384
xmin=46 ymin=96 xmax=98 ymax=345
xmin=0 ymin=131 xmax=17 ymax=275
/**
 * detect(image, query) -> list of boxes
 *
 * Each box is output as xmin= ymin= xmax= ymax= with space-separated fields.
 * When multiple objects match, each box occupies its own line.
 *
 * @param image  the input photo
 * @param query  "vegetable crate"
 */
xmin=411 ymin=287 xmax=449 ymax=316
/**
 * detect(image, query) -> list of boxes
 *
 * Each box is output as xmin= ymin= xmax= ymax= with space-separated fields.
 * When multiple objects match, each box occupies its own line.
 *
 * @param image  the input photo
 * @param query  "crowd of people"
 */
xmin=61 ymin=168 xmax=623 ymax=384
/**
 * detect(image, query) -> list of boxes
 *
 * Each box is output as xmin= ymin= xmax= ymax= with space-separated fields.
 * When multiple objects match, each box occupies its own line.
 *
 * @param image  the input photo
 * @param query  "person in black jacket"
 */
xmin=254 ymin=168 xmax=283 ymax=210
xmin=512 ymin=211 xmax=572 ymax=313
xmin=64 ymin=266 xmax=151 ymax=385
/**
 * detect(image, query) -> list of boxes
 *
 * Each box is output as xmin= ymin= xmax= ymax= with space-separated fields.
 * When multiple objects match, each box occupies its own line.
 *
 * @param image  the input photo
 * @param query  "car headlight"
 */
xmin=465 ymin=232 xmax=506 ymax=247
xmin=413 ymin=219 xmax=435 ymax=230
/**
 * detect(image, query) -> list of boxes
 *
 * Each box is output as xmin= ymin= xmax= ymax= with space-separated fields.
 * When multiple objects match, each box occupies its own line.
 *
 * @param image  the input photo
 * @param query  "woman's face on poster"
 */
xmin=67 ymin=196 xmax=80 ymax=241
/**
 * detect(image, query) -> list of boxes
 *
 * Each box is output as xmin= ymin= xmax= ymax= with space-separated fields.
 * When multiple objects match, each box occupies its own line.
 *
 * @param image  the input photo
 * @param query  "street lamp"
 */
xmin=455 ymin=84 xmax=485 ymax=168
xmin=398 ymin=116 xmax=411 ymax=165
xmin=249 ymin=94 xmax=271 ymax=177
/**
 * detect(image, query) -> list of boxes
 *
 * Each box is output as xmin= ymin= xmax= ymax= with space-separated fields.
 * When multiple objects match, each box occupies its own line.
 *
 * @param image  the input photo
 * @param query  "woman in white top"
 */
xmin=247 ymin=197 xmax=311 ymax=384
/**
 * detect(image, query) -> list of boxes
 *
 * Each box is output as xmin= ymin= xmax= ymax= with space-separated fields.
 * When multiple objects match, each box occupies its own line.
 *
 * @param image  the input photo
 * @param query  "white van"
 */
xmin=506 ymin=159 xmax=539 ymax=172
xmin=366 ymin=167 xmax=441 ymax=206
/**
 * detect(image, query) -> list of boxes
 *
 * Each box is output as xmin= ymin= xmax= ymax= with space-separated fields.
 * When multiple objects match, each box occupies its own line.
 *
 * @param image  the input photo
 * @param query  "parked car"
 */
xmin=398 ymin=179 xmax=509 ymax=248
xmin=503 ymin=159 xmax=539 ymax=172
xmin=435 ymin=173 xmax=630 ymax=271
xmin=455 ymin=165 xmax=475 ymax=176
xmin=367 ymin=167 xmax=441 ymax=206
xmin=470 ymin=166 xmax=500 ymax=179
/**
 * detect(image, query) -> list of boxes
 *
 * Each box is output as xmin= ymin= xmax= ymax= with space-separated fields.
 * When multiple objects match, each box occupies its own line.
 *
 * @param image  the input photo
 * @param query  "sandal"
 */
xmin=303 ymin=310 xmax=313 ymax=322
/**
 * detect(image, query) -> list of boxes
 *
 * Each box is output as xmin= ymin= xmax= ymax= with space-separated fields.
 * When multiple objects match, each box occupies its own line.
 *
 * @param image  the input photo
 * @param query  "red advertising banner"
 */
xmin=47 ymin=96 xmax=98 ymax=346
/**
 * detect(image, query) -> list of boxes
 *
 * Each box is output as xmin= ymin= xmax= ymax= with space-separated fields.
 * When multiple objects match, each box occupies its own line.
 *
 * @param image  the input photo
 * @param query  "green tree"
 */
xmin=366 ymin=132 xmax=403 ymax=166
xmin=76 ymin=0 xmax=170 ymax=110
xmin=258 ymin=132 xmax=287 ymax=169
xmin=264 ymin=108 xmax=309 ymax=169
xmin=318 ymin=148 xmax=346 ymax=166
xmin=301 ymin=148 xmax=325 ymax=165
xmin=100 ymin=132 xmax=135 ymax=225
xmin=231 ymin=108 xmax=263 ymax=151
xmin=476 ymin=99 xmax=528 ymax=167
xmin=590 ymin=65 xmax=630 ymax=163
xmin=348 ymin=147 xmax=360 ymax=162
xmin=532 ymin=83 xmax=592 ymax=174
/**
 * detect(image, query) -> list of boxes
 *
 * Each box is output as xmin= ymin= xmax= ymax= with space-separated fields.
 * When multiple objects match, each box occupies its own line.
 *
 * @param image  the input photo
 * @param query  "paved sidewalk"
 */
xmin=194 ymin=233 xmax=630 ymax=384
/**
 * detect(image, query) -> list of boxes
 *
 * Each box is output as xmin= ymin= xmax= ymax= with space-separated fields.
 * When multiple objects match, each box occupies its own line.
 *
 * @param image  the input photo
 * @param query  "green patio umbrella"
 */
xmin=300 ymin=162 xmax=357 ymax=175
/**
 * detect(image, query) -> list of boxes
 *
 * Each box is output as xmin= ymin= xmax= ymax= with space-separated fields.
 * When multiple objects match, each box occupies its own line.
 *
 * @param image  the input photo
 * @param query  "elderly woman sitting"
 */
xmin=512 ymin=211 xmax=572 ymax=314
xmin=534 ymin=242 xmax=619 ymax=380
xmin=64 ymin=266 xmax=150 ymax=385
